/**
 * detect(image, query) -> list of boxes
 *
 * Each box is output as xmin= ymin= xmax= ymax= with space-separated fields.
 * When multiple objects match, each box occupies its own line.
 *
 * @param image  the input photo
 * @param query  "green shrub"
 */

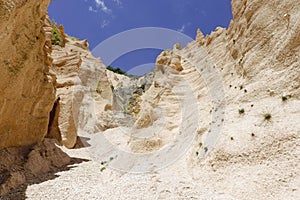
xmin=106 ymin=66 xmax=127 ymax=75
xmin=51 ymin=23 xmax=63 ymax=46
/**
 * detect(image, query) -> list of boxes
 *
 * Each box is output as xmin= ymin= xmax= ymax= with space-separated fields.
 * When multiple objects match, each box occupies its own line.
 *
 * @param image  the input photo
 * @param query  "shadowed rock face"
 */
xmin=0 ymin=138 xmax=82 ymax=197
xmin=0 ymin=0 xmax=55 ymax=149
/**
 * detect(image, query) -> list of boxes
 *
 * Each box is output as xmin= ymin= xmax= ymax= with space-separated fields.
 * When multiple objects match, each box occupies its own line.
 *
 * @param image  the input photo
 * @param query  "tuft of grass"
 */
xmin=238 ymin=108 xmax=245 ymax=115
xmin=263 ymin=113 xmax=272 ymax=120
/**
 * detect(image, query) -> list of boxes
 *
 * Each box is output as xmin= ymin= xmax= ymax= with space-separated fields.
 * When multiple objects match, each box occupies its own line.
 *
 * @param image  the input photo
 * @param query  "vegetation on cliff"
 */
xmin=51 ymin=22 xmax=63 ymax=46
xmin=106 ymin=65 xmax=127 ymax=75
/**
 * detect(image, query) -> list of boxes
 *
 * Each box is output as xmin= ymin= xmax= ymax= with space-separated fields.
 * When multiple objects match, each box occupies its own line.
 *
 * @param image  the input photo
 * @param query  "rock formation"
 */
xmin=83 ymin=0 xmax=299 ymax=198
xmin=47 ymin=30 xmax=84 ymax=149
xmin=0 ymin=0 xmax=55 ymax=149
xmin=0 ymin=0 xmax=299 ymax=199
xmin=0 ymin=138 xmax=71 ymax=196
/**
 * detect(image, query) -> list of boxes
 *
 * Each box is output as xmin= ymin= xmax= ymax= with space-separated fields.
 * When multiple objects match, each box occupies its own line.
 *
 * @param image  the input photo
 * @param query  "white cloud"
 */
xmin=178 ymin=25 xmax=186 ymax=33
xmin=177 ymin=22 xmax=191 ymax=33
xmin=94 ymin=0 xmax=111 ymax=14
xmin=86 ymin=0 xmax=123 ymax=28
xmin=113 ymin=0 xmax=122 ymax=6
xmin=87 ymin=0 xmax=122 ymax=13
xmin=88 ymin=6 xmax=98 ymax=13
xmin=101 ymin=20 xmax=110 ymax=28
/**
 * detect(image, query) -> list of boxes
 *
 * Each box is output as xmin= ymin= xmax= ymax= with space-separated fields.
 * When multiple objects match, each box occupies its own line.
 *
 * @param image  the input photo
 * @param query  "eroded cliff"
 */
xmin=0 ymin=0 xmax=55 ymax=149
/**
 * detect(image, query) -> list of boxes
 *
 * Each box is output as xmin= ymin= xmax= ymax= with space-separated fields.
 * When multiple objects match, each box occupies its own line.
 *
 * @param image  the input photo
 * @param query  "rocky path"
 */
xmin=25 ymin=144 xmax=234 ymax=200
xmin=25 ymin=131 xmax=300 ymax=200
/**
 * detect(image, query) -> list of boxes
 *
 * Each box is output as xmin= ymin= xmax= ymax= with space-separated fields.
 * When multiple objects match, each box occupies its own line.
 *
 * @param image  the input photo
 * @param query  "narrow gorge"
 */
xmin=0 ymin=0 xmax=299 ymax=199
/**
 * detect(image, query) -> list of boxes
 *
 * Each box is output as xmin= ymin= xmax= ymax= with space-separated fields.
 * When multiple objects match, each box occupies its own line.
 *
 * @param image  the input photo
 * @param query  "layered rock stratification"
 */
xmin=48 ymin=31 xmax=115 ymax=148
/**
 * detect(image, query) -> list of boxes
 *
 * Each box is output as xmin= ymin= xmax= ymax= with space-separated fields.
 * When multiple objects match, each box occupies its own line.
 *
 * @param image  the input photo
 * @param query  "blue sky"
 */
xmin=48 ymin=0 xmax=232 ymax=75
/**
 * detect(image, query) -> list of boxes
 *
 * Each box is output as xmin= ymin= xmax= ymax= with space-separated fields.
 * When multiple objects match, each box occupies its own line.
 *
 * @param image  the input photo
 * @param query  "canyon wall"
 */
xmin=0 ymin=0 xmax=114 ymax=149
xmin=127 ymin=0 xmax=300 ymax=198
xmin=0 ymin=0 xmax=55 ymax=149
